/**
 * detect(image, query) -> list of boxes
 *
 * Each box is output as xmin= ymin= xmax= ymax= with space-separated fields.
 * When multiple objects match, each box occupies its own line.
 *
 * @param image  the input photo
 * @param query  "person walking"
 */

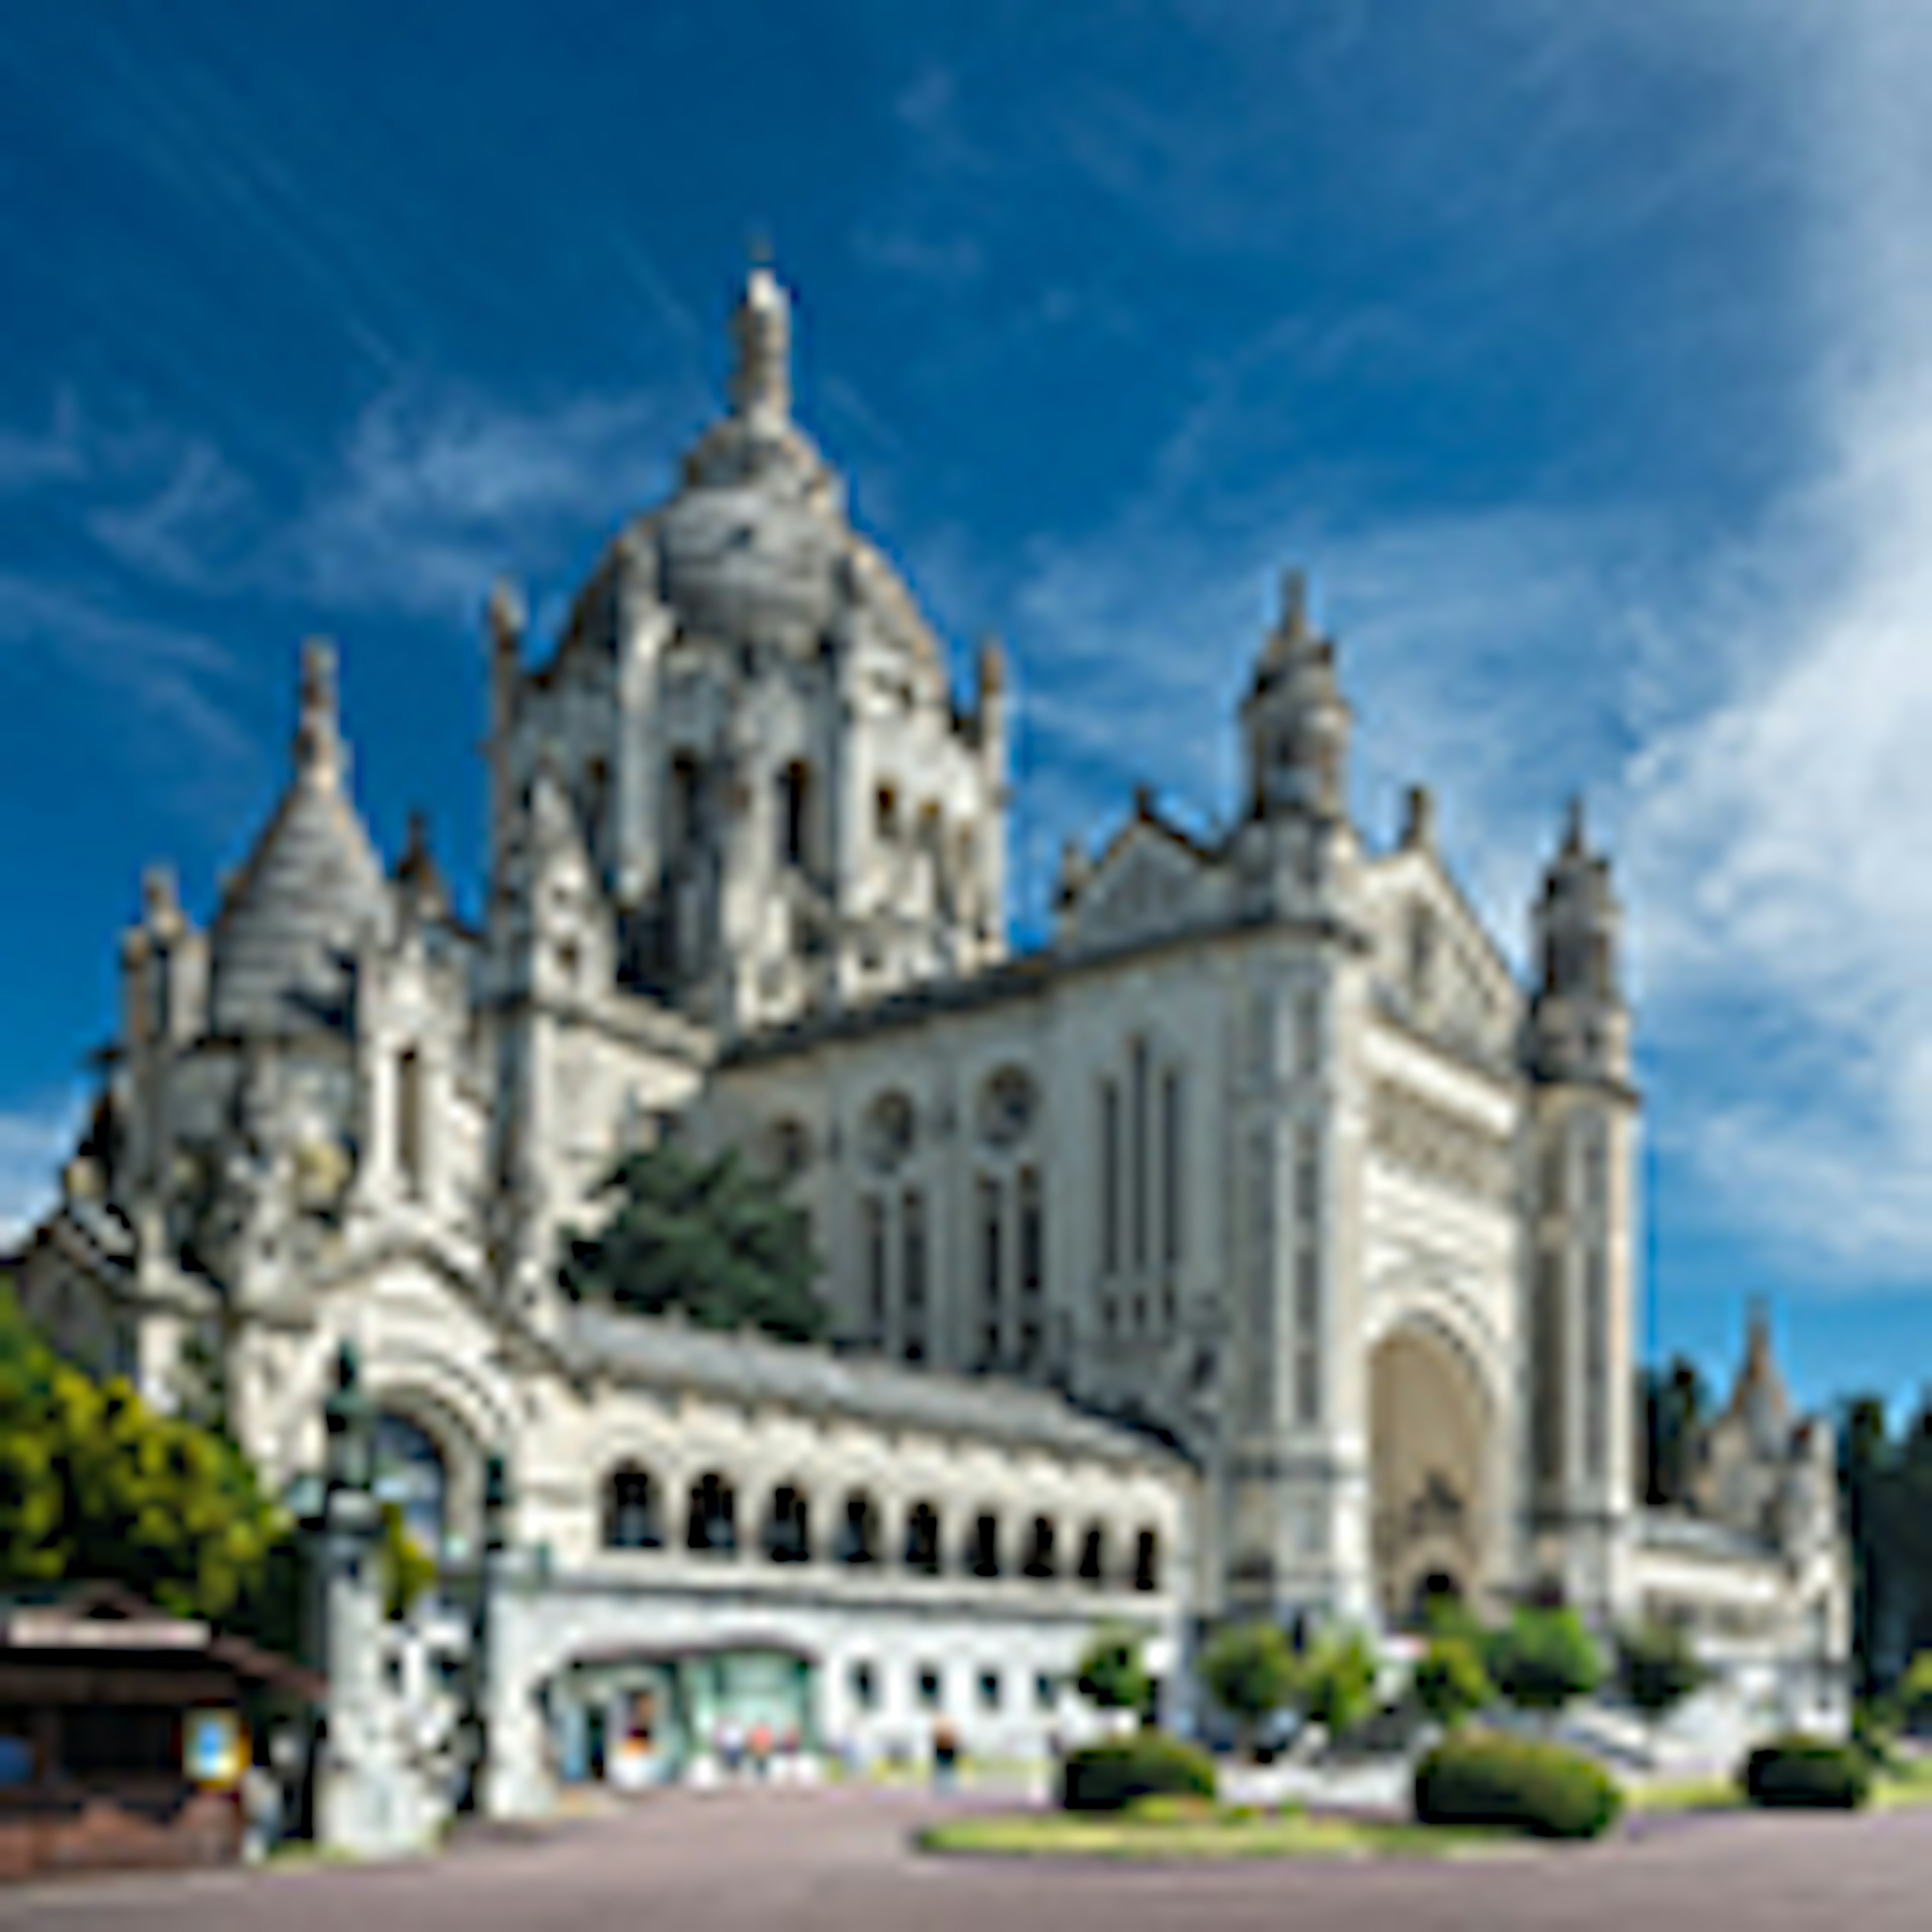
xmin=931 ymin=1717 xmax=959 ymax=1794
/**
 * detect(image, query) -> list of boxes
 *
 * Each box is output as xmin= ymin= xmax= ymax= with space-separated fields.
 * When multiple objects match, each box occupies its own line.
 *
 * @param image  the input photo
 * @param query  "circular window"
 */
xmin=980 ymin=1067 xmax=1037 ymax=1148
xmin=863 ymin=1092 xmax=916 ymax=1172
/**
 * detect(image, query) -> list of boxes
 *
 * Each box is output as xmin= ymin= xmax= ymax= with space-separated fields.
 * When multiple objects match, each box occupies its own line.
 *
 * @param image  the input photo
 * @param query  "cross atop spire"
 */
xmin=730 ymin=258 xmax=792 ymax=429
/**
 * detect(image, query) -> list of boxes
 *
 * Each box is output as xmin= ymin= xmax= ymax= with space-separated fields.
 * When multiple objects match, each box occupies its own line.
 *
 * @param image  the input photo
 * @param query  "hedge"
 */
xmin=1413 ymin=1729 xmax=1623 ymax=1839
xmin=1062 ymin=1732 xmax=1218 ymax=1812
xmin=1740 ymin=1736 xmax=1872 ymax=1810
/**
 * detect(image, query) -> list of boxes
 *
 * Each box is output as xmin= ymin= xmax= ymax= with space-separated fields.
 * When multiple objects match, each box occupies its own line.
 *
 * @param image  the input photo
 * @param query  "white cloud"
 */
xmin=0 ymin=1094 xmax=84 ymax=1252
xmin=280 ymin=379 xmax=700 ymax=619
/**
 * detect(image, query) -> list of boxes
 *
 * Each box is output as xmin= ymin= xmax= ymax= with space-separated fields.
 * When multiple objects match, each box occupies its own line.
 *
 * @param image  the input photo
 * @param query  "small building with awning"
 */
xmin=0 ymin=1582 xmax=324 ymax=1883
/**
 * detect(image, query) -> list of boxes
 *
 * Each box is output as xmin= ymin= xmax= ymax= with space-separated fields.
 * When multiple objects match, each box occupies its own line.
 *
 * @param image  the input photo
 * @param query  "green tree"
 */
xmin=0 ymin=1281 xmax=292 ymax=1632
xmin=1299 ymin=1627 xmax=1380 ymax=1742
xmin=378 ymin=1501 xmax=437 ymax=1622
xmin=1897 ymin=1651 xmax=1932 ymax=1734
xmin=1641 ymin=1356 xmax=1711 ymax=1507
xmin=559 ymin=1142 xmax=827 ymax=1343
xmin=1200 ymin=1621 xmax=1301 ymax=1759
xmin=1076 ymin=1622 xmax=1151 ymax=1725
xmin=1490 ymin=1606 xmax=1602 ymax=1731
xmin=1412 ymin=1636 xmax=1493 ymax=1731
xmin=1615 ymin=1619 xmax=1705 ymax=1754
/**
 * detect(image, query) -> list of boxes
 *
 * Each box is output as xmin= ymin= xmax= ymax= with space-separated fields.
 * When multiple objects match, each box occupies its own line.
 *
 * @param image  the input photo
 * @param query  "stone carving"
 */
xmin=1370 ymin=1079 xmax=1512 ymax=1206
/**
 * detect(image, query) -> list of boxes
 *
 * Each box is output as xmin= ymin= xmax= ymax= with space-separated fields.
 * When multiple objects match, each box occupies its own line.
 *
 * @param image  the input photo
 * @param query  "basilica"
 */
xmin=7 ymin=266 xmax=1846 ymax=1796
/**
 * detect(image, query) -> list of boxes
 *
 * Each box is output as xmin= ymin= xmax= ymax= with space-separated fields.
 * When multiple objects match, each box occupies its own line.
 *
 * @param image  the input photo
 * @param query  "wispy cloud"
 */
xmin=0 ymin=574 xmax=263 ymax=808
xmin=1612 ymin=7 xmax=1932 ymax=1281
xmin=277 ymin=379 xmax=701 ymax=620
xmin=0 ymin=1093 xmax=85 ymax=1250
xmin=0 ymin=392 xmax=88 ymax=493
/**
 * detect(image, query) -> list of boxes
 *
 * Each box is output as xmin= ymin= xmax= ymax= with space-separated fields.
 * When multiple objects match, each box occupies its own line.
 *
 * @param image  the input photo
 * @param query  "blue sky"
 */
xmin=3 ymin=2 xmax=1930 ymax=1419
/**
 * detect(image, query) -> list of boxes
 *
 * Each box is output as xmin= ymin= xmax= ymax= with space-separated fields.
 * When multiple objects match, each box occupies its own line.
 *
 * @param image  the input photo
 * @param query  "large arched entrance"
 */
xmin=1369 ymin=1320 xmax=1495 ymax=1629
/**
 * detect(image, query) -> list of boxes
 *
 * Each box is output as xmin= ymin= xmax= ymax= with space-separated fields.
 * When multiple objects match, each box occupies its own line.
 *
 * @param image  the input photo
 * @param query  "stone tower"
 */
xmin=482 ymin=262 xmax=1009 ymax=1039
xmin=1224 ymin=572 xmax=1375 ymax=1633
xmin=1524 ymin=798 xmax=1639 ymax=1625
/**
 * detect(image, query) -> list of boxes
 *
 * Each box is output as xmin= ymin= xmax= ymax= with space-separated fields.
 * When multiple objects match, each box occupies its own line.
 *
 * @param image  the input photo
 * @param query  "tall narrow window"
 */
xmin=397 ymin=1048 xmax=424 ymax=1200
xmin=1101 ymin=1080 xmax=1120 ymax=1276
xmin=1131 ymin=1038 xmax=1150 ymax=1269
xmin=979 ymin=1176 xmax=1003 ymax=1366
xmin=669 ymin=754 xmax=703 ymax=859
xmin=863 ymin=1196 xmax=887 ymax=1348
xmin=1018 ymin=1166 xmax=1043 ymax=1367
xmin=1295 ymin=1125 xmax=1320 ymax=1233
xmin=1246 ymin=1127 xmax=1274 ymax=1429
xmin=1293 ymin=1247 xmax=1322 ymax=1426
xmin=777 ymin=761 xmax=811 ymax=869
xmin=1584 ymin=1247 xmax=1607 ymax=1483
xmin=1162 ymin=1068 xmax=1183 ymax=1268
xmin=1542 ymin=1133 xmax=1567 ymax=1218
xmin=1294 ymin=989 xmax=1321 ymax=1080
xmin=1533 ymin=1251 xmax=1566 ymax=1490
xmin=902 ymin=1188 xmax=927 ymax=1364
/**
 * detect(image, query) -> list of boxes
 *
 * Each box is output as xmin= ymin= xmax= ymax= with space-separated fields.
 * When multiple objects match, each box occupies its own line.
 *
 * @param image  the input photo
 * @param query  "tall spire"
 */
xmin=295 ymin=638 xmax=344 ymax=789
xmin=730 ymin=259 xmax=792 ymax=429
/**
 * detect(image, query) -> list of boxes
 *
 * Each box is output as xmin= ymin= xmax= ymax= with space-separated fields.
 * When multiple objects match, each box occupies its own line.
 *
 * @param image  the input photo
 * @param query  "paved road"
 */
xmin=5 ymin=1789 xmax=1930 ymax=1931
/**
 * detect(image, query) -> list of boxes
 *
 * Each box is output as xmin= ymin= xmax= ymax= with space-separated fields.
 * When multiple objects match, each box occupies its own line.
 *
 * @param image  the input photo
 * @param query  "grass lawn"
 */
xmin=918 ymin=1807 xmax=1542 ymax=1862
xmin=1626 ymin=1777 xmax=1739 ymax=1814
xmin=1874 ymin=1756 xmax=1932 ymax=1812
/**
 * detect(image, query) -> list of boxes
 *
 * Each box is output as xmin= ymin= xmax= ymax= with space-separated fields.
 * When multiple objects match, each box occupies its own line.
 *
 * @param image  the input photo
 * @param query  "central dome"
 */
xmin=656 ymin=441 xmax=845 ymax=651
xmin=561 ymin=267 xmax=942 ymax=674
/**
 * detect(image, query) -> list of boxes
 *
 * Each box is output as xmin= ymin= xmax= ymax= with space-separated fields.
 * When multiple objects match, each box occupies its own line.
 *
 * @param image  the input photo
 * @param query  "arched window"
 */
xmin=687 ymin=1472 xmax=736 ymax=1555
xmin=764 ymin=1484 xmax=811 ymax=1564
xmin=905 ymin=1500 xmax=941 ymax=1575
xmin=1134 ymin=1528 xmax=1159 ymax=1593
xmin=1078 ymin=1524 xmax=1106 ymax=1587
xmin=968 ymin=1512 xmax=1001 ymax=1580
xmin=1022 ymin=1516 xmax=1056 ymax=1580
xmin=837 ymin=1491 xmax=881 ymax=1565
xmin=603 ymin=1465 xmax=660 ymax=1550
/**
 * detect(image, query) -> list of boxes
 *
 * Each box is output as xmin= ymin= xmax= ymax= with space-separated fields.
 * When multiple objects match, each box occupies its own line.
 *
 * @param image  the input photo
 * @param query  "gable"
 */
xmin=1364 ymin=850 xmax=1521 ymax=1062
xmin=1063 ymin=823 xmax=1217 ymax=959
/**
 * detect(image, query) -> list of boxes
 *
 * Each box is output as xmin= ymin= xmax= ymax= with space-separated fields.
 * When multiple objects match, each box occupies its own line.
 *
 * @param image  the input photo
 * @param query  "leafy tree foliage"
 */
xmin=0 ymin=1280 xmax=291 ymax=1633
xmin=1897 ymin=1651 xmax=1932 ymax=1733
xmin=559 ymin=1143 xmax=827 ymax=1343
xmin=1489 ymin=1606 xmax=1602 ymax=1725
xmin=1299 ymin=1626 xmax=1380 ymax=1740
xmin=1639 ymin=1356 xmax=1711 ymax=1507
xmin=1077 ymin=1622 xmax=1151 ymax=1718
xmin=1413 ymin=1635 xmax=1493 ymax=1731
xmin=1200 ymin=1621 xmax=1301 ymax=1756
xmin=378 ymin=1500 xmax=437 ymax=1622
xmin=1616 ymin=1619 xmax=1706 ymax=1740
xmin=1838 ymin=1392 xmax=1932 ymax=1700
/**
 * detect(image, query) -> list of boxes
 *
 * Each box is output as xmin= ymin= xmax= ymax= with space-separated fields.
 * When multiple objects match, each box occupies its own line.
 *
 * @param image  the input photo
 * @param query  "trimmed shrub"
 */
xmin=1063 ymin=1732 xmax=1218 ymax=1812
xmin=1740 ymin=1736 xmax=1873 ymax=1810
xmin=1414 ymin=1729 xmax=1623 ymax=1840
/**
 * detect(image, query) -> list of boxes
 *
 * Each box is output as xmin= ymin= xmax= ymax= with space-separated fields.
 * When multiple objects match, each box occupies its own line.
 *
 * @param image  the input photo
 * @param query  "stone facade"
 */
xmin=5 ymin=264 xmax=1848 ymax=1818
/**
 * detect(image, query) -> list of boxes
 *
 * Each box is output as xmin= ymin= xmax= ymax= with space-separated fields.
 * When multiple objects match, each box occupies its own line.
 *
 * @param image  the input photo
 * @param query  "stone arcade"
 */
xmin=9 ymin=265 xmax=1847 ymax=1831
